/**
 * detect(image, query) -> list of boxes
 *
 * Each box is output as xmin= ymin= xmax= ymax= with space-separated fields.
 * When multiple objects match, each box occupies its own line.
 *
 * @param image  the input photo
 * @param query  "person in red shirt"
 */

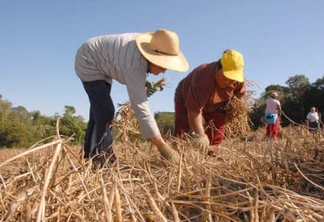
xmin=174 ymin=49 xmax=246 ymax=154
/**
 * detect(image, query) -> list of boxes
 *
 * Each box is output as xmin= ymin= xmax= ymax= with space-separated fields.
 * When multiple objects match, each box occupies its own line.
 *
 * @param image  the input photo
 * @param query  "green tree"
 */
xmin=0 ymin=102 xmax=36 ymax=147
xmin=285 ymin=75 xmax=310 ymax=118
xmin=262 ymin=84 xmax=289 ymax=100
xmin=59 ymin=105 xmax=86 ymax=144
xmin=63 ymin=105 xmax=76 ymax=117
xmin=31 ymin=110 xmax=56 ymax=140
xmin=0 ymin=95 xmax=88 ymax=148
xmin=312 ymin=75 xmax=324 ymax=90
xmin=155 ymin=112 xmax=175 ymax=135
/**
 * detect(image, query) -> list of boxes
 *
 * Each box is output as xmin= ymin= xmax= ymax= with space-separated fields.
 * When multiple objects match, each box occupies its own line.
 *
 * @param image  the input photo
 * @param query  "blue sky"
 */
xmin=1 ymin=0 xmax=323 ymax=121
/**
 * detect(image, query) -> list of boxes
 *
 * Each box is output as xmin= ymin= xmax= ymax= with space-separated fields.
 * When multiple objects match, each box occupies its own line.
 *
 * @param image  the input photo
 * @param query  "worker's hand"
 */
xmin=193 ymin=133 xmax=210 ymax=155
xmin=145 ymin=81 xmax=158 ymax=97
xmin=159 ymin=144 xmax=180 ymax=165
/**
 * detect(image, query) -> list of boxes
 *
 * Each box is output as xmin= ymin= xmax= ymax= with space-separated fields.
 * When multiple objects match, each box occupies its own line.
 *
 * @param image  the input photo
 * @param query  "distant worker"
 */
xmin=306 ymin=107 xmax=319 ymax=131
xmin=173 ymin=49 xmax=246 ymax=155
xmin=264 ymin=92 xmax=281 ymax=139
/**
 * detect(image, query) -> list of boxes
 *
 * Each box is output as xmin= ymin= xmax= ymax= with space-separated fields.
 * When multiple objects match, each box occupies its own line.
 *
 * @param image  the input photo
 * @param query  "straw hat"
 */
xmin=220 ymin=49 xmax=244 ymax=82
xmin=136 ymin=29 xmax=189 ymax=72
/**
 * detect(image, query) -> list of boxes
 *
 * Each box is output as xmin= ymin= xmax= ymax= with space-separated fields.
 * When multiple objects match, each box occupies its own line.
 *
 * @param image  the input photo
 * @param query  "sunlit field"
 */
xmin=1 ymin=124 xmax=324 ymax=221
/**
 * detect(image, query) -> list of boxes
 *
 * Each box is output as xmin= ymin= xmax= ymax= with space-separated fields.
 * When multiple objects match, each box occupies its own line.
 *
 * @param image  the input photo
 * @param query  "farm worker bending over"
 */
xmin=264 ymin=92 xmax=281 ymax=139
xmin=174 ymin=49 xmax=246 ymax=155
xmin=74 ymin=29 xmax=189 ymax=165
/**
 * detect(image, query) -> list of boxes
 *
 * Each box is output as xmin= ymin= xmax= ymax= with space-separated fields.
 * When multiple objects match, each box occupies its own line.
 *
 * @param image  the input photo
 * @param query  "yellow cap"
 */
xmin=220 ymin=49 xmax=244 ymax=82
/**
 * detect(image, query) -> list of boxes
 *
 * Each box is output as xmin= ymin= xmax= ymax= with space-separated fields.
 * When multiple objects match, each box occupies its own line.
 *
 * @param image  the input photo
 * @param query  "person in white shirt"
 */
xmin=306 ymin=107 xmax=319 ymax=131
xmin=264 ymin=92 xmax=281 ymax=138
xmin=74 ymin=29 xmax=189 ymax=166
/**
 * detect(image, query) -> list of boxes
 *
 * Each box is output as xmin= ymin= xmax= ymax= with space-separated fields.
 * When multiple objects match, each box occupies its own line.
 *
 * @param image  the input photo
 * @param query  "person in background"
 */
xmin=74 ymin=29 xmax=189 ymax=165
xmin=264 ymin=92 xmax=281 ymax=139
xmin=306 ymin=107 xmax=320 ymax=132
xmin=173 ymin=49 xmax=246 ymax=155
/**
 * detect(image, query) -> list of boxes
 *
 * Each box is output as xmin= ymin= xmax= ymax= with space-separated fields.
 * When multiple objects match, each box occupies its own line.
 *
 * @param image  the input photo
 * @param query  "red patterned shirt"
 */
xmin=175 ymin=62 xmax=246 ymax=113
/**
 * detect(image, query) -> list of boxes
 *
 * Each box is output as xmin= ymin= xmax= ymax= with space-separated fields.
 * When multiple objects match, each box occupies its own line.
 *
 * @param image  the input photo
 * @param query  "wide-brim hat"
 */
xmin=136 ymin=29 xmax=189 ymax=72
xmin=220 ymin=49 xmax=244 ymax=82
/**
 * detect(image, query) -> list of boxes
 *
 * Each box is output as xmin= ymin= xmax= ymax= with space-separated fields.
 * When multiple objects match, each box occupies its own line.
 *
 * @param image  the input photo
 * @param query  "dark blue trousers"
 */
xmin=82 ymin=80 xmax=115 ymax=161
xmin=309 ymin=121 xmax=318 ymax=131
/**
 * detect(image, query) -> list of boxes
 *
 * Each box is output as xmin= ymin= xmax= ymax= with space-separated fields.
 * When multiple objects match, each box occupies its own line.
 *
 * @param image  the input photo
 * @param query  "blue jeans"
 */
xmin=82 ymin=80 xmax=115 ymax=161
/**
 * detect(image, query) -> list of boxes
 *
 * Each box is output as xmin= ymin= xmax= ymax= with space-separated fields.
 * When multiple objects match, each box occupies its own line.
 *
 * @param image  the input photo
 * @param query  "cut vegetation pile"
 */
xmin=1 ymin=94 xmax=324 ymax=221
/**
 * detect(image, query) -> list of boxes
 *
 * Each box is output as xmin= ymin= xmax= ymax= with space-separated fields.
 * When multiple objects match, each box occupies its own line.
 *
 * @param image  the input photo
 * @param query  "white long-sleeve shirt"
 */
xmin=307 ymin=111 xmax=319 ymax=123
xmin=74 ymin=33 xmax=160 ymax=139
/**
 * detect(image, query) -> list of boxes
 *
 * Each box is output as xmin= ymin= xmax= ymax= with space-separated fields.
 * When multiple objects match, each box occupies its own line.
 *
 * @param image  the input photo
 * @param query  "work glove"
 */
xmin=145 ymin=81 xmax=158 ymax=97
xmin=159 ymin=144 xmax=180 ymax=165
xmin=193 ymin=133 xmax=210 ymax=155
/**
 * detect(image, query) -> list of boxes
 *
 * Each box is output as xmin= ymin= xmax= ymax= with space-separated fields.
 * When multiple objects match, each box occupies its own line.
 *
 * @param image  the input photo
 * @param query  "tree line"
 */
xmin=0 ymin=97 xmax=87 ymax=148
xmin=250 ymin=74 xmax=324 ymax=128
xmin=0 ymin=74 xmax=323 ymax=148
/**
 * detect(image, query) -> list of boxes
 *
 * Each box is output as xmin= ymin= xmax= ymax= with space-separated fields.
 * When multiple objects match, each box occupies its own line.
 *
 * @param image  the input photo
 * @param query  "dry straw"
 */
xmin=1 ymin=80 xmax=324 ymax=221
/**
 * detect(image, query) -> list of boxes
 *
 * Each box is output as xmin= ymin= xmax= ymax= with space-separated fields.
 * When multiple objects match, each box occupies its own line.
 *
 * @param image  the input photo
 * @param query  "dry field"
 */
xmin=1 ymin=123 xmax=324 ymax=222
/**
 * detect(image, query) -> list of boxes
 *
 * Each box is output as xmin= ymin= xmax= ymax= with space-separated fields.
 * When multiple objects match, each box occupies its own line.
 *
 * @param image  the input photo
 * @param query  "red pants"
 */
xmin=266 ymin=118 xmax=279 ymax=138
xmin=174 ymin=102 xmax=226 ymax=146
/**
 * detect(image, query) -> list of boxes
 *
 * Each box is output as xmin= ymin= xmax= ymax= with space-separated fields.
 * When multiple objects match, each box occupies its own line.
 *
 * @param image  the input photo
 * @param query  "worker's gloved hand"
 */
xmin=145 ymin=81 xmax=158 ymax=97
xmin=147 ymin=87 xmax=158 ymax=97
xmin=159 ymin=144 xmax=180 ymax=165
xmin=193 ymin=133 xmax=210 ymax=155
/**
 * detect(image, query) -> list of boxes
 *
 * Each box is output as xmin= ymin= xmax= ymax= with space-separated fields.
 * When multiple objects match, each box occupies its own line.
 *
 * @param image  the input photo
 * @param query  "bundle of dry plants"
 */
xmin=224 ymin=79 xmax=260 ymax=139
xmin=114 ymin=101 xmax=141 ymax=144
xmin=224 ymin=94 xmax=253 ymax=139
xmin=113 ymin=77 xmax=166 ymax=144
xmin=114 ymin=78 xmax=256 ymax=143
